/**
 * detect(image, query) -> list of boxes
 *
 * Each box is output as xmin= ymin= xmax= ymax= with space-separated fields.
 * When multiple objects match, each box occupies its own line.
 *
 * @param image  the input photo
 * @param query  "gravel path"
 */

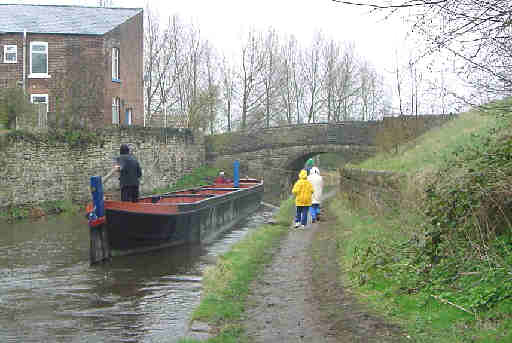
xmin=243 ymin=203 xmax=405 ymax=342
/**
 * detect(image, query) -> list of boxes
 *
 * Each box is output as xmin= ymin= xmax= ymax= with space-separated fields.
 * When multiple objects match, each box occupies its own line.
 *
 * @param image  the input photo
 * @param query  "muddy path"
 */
xmin=243 ymin=207 xmax=406 ymax=342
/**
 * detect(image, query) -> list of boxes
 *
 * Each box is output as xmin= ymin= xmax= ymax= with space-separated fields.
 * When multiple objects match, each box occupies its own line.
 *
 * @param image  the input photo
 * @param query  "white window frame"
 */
xmin=3 ymin=45 xmax=17 ymax=63
xmin=112 ymin=97 xmax=120 ymax=124
xmin=29 ymin=41 xmax=50 ymax=78
xmin=112 ymin=47 xmax=120 ymax=81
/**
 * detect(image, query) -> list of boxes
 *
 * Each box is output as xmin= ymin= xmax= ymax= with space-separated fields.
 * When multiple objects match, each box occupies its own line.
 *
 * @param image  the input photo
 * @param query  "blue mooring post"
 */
xmin=89 ymin=175 xmax=110 ymax=265
xmin=234 ymin=160 xmax=240 ymax=188
xmin=90 ymin=176 xmax=104 ymax=218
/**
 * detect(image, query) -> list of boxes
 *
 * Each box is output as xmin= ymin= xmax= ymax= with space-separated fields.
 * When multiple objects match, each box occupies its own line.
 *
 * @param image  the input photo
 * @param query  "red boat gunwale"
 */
xmin=100 ymin=179 xmax=263 ymax=216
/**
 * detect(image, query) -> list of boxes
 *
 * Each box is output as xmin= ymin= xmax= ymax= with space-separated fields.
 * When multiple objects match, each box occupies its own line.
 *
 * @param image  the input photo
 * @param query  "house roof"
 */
xmin=0 ymin=4 xmax=142 ymax=35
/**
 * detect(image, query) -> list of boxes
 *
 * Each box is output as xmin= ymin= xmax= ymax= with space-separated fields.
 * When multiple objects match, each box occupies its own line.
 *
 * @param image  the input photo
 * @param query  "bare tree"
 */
xmin=220 ymin=55 xmax=236 ymax=131
xmin=278 ymin=35 xmax=303 ymax=124
xmin=394 ymin=51 xmax=405 ymax=116
xmin=322 ymin=39 xmax=341 ymax=122
xmin=203 ymin=43 xmax=220 ymax=134
xmin=142 ymin=9 xmax=394 ymax=133
xmin=332 ymin=0 xmax=512 ymax=101
xmin=292 ymin=47 xmax=305 ymax=124
xmin=98 ymin=0 xmax=112 ymax=7
xmin=359 ymin=61 xmax=387 ymax=120
xmin=302 ymin=32 xmax=324 ymax=123
xmin=334 ymin=43 xmax=359 ymax=121
xmin=143 ymin=6 xmax=167 ymax=125
xmin=144 ymin=12 xmax=218 ymax=130
xmin=180 ymin=23 xmax=204 ymax=124
xmin=360 ymin=61 xmax=372 ymax=120
xmin=262 ymin=28 xmax=281 ymax=128
xmin=239 ymin=29 xmax=266 ymax=130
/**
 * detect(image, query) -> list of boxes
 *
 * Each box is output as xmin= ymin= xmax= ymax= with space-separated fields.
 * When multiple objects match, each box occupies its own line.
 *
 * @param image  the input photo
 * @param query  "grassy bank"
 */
xmin=150 ymin=166 xmax=221 ymax=195
xmin=0 ymin=198 xmax=82 ymax=222
xmin=179 ymin=198 xmax=296 ymax=343
xmin=348 ymin=110 xmax=498 ymax=174
xmin=335 ymin=100 xmax=512 ymax=342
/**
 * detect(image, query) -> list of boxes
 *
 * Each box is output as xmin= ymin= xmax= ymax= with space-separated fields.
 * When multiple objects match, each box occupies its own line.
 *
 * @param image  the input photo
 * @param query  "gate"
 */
xmin=36 ymin=103 xmax=47 ymax=129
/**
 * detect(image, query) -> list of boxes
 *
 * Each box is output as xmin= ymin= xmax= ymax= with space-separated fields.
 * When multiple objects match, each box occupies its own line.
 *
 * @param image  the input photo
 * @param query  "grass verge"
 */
xmin=150 ymin=166 xmax=221 ymax=195
xmin=0 ymin=198 xmax=81 ymax=222
xmin=178 ymin=197 xmax=296 ymax=343
xmin=348 ymin=110 xmax=498 ymax=174
xmin=329 ymin=194 xmax=512 ymax=342
xmin=334 ymin=101 xmax=512 ymax=342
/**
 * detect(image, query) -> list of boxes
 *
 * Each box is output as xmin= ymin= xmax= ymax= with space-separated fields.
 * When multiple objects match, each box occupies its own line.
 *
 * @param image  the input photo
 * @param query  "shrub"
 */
xmin=0 ymin=86 xmax=33 ymax=129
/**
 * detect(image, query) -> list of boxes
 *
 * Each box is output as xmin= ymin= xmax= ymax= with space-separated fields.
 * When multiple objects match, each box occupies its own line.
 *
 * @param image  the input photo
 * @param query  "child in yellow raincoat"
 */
xmin=292 ymin=169 xmax=314 ymax=228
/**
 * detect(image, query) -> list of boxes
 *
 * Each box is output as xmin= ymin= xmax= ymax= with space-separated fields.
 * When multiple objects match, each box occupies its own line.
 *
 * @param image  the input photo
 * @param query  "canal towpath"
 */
xmin=241 ymin=193 xmax=405 ymax=342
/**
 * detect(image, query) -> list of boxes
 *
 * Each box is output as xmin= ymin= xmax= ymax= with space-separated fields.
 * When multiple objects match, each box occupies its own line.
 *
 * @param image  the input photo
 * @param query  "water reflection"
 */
xmin=0 ymin=206 xmax=275 ymax=343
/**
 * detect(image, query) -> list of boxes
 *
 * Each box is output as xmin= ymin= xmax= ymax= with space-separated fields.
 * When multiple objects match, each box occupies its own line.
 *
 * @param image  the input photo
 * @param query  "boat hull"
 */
xmin=103 ymin=181 xmax=263 ymax=256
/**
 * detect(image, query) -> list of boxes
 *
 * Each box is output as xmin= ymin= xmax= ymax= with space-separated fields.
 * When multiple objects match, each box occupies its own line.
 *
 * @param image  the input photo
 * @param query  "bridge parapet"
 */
xmin=206 ymin=115 xmax=455 ymax=159
xmin=205 ymin=114 xmax=456 ymax=203
xmin=206 ymin=121 xmax=380 ymax=158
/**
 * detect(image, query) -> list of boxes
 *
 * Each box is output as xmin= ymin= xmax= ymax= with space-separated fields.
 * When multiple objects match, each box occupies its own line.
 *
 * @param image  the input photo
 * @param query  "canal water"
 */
xmin=0 ymin=205 xmax=276 ymax=343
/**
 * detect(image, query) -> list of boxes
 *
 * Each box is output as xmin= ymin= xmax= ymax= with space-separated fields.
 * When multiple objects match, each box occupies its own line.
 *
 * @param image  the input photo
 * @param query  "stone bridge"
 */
xmin=205 ymin=115 xmax=454 ymax=203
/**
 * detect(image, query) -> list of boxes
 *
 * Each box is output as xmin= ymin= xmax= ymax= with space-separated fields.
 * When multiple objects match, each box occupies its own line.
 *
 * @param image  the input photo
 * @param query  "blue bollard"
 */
xmin=90 ymin=176 xmax=104 ymax=218
xmin=233 ymin=160 xmax=240 ymax=188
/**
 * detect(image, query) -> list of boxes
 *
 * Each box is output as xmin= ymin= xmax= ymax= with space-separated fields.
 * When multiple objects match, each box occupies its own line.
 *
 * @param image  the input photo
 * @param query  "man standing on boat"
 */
xmin=114 ymin=144 xmax=142 ymax=202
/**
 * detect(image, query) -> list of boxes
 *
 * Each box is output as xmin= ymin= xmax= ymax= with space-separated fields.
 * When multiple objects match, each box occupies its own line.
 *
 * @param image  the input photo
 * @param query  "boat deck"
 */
xmin=104 ymin=180 xmax=262 ymax=215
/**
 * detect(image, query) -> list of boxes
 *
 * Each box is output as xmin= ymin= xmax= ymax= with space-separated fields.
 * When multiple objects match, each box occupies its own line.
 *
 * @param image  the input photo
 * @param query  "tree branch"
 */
xmin=331 ymin=0 xmax=447 ymax=9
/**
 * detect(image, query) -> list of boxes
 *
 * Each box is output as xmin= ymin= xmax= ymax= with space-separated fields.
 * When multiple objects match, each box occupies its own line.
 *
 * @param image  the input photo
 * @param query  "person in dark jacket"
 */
xmin=115 ymin=144 xmax=142 ymax=202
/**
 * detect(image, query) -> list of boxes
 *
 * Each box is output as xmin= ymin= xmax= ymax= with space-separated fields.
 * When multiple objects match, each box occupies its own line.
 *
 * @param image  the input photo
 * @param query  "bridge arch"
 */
xmin=205 ymin=116 xmax=454 ymax=203
xmin=209 ymin=143 xmax=376 ymax=203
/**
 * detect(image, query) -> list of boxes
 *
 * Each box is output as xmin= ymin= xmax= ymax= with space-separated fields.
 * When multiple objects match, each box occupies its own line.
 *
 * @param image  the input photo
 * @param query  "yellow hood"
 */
xmin=292 ymin=169 xmax=314 ymax=206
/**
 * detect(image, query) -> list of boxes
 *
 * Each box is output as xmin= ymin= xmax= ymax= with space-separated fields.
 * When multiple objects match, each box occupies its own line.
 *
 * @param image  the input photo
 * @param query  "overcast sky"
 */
xmin=3 ymin=0 xmax=413 ymax=74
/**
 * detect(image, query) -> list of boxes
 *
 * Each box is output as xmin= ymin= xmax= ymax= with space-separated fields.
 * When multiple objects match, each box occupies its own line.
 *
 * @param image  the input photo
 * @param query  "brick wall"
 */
xmin=0 ymin=32 xmax=107 ymax=127
xmin=0 ymin=127 xmax=204 ymax=207
xmin=103 ymin=11 xmax=144 ymax=127
xmin=0 ymin=12 xmax=143 ymax=129
xmin=0 ymin=33 xmax=23 ymax=88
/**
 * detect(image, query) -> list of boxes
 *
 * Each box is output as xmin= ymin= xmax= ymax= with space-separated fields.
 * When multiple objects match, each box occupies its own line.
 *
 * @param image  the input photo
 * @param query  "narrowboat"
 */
xmin=86 ymin=178 xmax=263 ymax=264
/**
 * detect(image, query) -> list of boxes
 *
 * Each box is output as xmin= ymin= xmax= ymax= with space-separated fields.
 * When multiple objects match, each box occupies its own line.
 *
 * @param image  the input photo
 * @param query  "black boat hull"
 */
xmin=105 ymin=182 xmax=263 ymax=256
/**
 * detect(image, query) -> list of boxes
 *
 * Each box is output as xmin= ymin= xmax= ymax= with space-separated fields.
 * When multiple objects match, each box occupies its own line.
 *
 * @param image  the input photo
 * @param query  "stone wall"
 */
xmin=0 ymin=127 xmax=204 ymax=208
xmin=339 ymin=168 xmax=405 ymax=209
xmin=205 ymin=115 xmax=456 ymax=159
xmin=205 ymin=116 xmax=454 ymax=204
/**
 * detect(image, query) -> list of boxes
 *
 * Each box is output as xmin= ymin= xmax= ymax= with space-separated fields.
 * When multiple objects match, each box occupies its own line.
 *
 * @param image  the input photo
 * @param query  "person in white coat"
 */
xmin=307 ymin=166 xmax=323 ymax=223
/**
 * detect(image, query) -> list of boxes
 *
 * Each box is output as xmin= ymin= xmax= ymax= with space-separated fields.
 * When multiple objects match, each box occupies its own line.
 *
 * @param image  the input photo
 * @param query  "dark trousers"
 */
xmin=121 ymin=185 xmax=139 ymax=202
xmin=295 ymin=206 xmax=309 ymax=226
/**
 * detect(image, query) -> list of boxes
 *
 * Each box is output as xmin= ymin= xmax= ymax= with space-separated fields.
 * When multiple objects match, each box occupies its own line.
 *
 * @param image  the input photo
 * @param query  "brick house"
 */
xmin=0 ymin=4 xmax=143 ymax=128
